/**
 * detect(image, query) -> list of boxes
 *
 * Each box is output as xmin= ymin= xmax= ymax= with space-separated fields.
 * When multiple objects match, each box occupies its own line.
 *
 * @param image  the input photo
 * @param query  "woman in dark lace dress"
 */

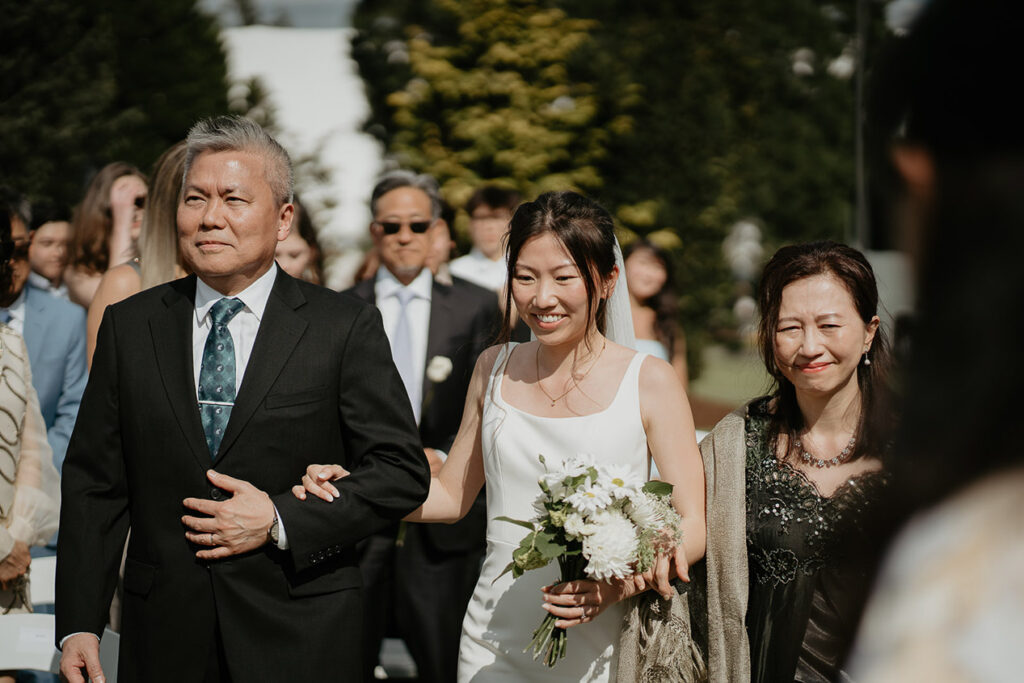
xmin=696 ymin=241 xmax=894 ymax=682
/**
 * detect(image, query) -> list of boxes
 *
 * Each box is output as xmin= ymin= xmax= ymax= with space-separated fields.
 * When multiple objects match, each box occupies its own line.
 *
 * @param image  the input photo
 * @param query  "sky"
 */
xmin=198 ymin=0 xmax=361 ymax=28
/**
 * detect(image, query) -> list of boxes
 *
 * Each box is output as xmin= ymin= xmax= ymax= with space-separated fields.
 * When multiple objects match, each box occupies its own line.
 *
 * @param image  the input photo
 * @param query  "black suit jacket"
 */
xmin=56 ymin=271 xmax=429 ymax=682
xmin=346 ymin=273 xmax=498 ymax=553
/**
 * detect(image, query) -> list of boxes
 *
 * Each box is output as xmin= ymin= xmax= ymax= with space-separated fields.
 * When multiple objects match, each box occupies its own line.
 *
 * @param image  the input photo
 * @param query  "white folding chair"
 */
xmin=30 ymin=555 xmax=57 ymax=607
xmin=0 ymin=614 xmax=119 ymax=683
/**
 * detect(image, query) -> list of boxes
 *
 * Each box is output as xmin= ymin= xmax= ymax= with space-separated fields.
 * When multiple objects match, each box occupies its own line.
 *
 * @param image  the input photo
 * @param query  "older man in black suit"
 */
xmin=346 ymin=171 xmax=498 ymax=683
xmin=56 ymin=116 xmax=429 ymax=683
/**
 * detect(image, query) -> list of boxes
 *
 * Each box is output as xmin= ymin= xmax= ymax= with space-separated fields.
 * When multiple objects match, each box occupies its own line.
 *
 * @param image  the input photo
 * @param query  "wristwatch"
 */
xmin=268 ymin=510 xmax=280 ymax=546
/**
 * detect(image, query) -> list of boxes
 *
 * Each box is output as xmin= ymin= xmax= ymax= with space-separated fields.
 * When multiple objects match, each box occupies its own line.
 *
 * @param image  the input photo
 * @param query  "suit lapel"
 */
xmin=423 ymin=280 xmax=455 ymax=411
xmin=150 ymin=276 xmax=211 ymax=472
xmin=214 ymin=271 xmax=308 ymax=464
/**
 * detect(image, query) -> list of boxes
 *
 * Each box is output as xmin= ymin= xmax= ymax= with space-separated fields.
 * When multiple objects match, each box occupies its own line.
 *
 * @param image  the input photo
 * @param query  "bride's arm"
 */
xmin=641 ymin=355 xmax=707 ymax=568
xmin=403 ymin=347 xmax=497 ymax=523
xmin=294 ymin=346 xmax=499 ymax=524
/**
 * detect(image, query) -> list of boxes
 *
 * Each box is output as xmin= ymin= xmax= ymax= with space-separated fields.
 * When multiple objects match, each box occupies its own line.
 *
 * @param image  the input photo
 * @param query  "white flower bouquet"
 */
xmin=496 ymin=454 xmax=682 ymax=667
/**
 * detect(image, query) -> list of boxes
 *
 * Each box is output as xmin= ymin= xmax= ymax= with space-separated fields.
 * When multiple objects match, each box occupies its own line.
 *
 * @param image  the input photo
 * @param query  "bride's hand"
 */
xmin=540 ymin=578 xmax=631 ymax=629
xmin=291 ymin=464 xmax=350 ymax=502
xmin=629 ymin=539 xmax=690 ymax=600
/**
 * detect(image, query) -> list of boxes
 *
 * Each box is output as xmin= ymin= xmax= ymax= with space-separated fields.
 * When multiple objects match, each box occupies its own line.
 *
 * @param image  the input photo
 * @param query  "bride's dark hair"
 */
xmin=500 ymin=191 xmax=617 ymax=344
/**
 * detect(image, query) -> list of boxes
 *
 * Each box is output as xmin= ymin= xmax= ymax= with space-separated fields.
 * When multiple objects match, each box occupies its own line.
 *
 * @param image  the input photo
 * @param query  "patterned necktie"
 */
xmin=391 ymin=288 xmax=421 ymax=425
xmin=198 ymin=297 xmax=246 ymax=457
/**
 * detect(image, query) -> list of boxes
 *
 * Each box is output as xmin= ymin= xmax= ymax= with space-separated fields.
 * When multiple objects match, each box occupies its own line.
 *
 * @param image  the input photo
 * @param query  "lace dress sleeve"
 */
xmin=0 ymin=332 xmax=60 ymax=559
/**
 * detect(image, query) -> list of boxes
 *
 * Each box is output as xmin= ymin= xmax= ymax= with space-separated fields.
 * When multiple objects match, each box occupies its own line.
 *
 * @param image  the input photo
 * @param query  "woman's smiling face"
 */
xmin=512 ymin=232 xmax=611 ymax=346
xmin=773 ymin=273 xmax=879 ymax=399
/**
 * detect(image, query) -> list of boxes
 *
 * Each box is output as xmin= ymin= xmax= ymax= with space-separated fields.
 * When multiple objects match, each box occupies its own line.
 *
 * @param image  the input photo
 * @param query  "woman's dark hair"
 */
xmin=868 ymin=0 xmax=1024 ymax=520
xmin=0 ymin=203 xmax=13 ymax=296
xmin=69 ymin=161 xmax=146 ymax=274
xmin=501 ymin=191 xmax=617 ymax=344
xmin=623 ymin=239 xmax=678 ymax=358
xmin=756 ymin=240 xmax=893 ymax=463
xmin=291 ymin=196 xmax=324 ymax=285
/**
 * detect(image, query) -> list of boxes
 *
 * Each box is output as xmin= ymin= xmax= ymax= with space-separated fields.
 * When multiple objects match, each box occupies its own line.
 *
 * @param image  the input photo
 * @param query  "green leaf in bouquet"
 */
xmin=642 ymin=480 xmax=674 ymax=497
xmin=534 ymin=530 xmax=567 ymax=560
xmin=495 ymin=515 xmax=537 ymax=531
xmin=493 ymin=559 xmax=523 ymax=583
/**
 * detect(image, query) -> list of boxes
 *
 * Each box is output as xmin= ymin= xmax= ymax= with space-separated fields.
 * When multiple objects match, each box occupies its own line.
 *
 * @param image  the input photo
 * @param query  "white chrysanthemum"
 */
xmin=561 ymin=453 xmax=597 ymax=478
xmin=626 ymin=492 xmax=666 ymax=532
xmin=583 ymin=511 xmax=638 ymax=580
xmin=539 ymin=471 xmax=568 ymax=499
xmin=566 ymin=482 xmax=613 ymax=516
xmin=598 ymin=465 xmax=644 ymax=500
xmin=564 ymin=512 xmax=595 ymax=539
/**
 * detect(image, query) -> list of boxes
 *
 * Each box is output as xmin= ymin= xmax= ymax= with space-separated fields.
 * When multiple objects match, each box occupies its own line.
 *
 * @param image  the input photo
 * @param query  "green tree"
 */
xmin=351 ymin=0 xmax=870 ymax=375
xmin=0 ymin=0 xmax=229 ymax=206
xmin=360 ymin=0 xmax=633 ymax=209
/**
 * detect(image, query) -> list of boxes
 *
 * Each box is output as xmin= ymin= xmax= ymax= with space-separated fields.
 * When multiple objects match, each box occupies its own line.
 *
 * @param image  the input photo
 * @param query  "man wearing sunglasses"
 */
xmin=345 ymin=170 xmax=499 ymax=683
xmin=0 ymin=193 xmax=87 ymax=497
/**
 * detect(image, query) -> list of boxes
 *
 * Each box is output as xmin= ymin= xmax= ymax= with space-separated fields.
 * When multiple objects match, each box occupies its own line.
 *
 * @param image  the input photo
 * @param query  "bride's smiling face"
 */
xmin=512 ymin=232 xmax=616 ymax=346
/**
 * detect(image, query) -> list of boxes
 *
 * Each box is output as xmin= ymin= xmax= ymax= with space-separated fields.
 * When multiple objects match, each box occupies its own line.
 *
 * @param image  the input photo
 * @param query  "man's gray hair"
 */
xmin=370 ymin=170 xmax=442 ymax=219
xmin=183 ymin=115 xmax=294 ymax=205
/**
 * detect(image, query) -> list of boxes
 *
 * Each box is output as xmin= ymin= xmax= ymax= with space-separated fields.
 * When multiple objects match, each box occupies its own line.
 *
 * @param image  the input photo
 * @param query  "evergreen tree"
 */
xmin=0 ymin=0 xmax=229 ymax=206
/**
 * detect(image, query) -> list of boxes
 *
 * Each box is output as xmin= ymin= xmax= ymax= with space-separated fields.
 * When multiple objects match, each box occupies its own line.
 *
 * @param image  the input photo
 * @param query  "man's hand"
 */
xmin=60 ymin=633 xmax=104 ymax=683
xmin=0 ymin=539 xmax=30 ymax=588
xmin=182 ymin=470 xmax=275 ymax=559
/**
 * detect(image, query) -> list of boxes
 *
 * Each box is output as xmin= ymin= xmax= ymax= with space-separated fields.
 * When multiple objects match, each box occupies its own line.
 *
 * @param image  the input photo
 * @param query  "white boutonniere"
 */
xmin=426 ymin=355 xmax=453 ymax=383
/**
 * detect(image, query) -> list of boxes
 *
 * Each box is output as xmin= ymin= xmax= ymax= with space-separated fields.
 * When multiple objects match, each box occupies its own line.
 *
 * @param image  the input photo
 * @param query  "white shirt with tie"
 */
xmin=192 ymin=264 xmax=290 ymax=549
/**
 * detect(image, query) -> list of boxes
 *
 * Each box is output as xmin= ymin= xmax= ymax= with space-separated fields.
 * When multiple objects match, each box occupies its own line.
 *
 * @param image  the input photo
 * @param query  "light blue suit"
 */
xmin=22 ymin=283 xmax=87 ymax=475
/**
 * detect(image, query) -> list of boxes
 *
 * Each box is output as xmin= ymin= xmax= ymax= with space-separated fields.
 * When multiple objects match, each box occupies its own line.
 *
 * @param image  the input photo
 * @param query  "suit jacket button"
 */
xmin=210 ymin=488 xmax=225 ymax=501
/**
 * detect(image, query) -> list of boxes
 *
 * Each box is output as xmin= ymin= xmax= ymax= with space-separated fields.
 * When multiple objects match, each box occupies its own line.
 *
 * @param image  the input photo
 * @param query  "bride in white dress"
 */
xmin=297 ymin=191 xmax=706 ymax=681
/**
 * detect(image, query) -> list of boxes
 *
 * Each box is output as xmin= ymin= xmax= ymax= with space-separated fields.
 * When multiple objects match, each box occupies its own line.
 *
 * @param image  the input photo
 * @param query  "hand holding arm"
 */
xmin=182 ymin=470 xmax=275 ymax=559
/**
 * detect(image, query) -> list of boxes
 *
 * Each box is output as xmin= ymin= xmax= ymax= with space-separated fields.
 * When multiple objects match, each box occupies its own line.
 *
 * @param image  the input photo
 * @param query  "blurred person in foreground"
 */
xmin=0 ymin=196 xmax=86 ymax=485
xmin=0 ymin=203 xmax=61 ymax=683
xmin=696 ymin=241 xmax=894 ymax=681
xmin=64 ymin=162 xmax=147 ymax=308
xmin=340 ymin=170 xmax=498 ymax=683
xmin=847 ymin=1 xmax=1024 ymax=679
xmin=27 ymin=201 xmax=72 ymax=300
xmin=623 ymin=239 xmax=689 ymax=388
xmin=274 ymin=195 xmax=324 ymax=285
xmin=87 ymin=142 xmax=190 ymax=367
xmin=56 ymin=116 xmax=428 ymax=683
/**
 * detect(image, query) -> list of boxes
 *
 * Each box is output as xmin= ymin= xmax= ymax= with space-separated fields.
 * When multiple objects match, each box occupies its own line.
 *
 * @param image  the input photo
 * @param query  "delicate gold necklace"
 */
xmin=535 ymin=340 xmax=606 ymax=407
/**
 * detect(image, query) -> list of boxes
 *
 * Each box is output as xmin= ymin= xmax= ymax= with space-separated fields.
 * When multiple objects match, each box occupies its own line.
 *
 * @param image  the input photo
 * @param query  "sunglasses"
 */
xmin=375 ymin=219 xmax=433 ymax=235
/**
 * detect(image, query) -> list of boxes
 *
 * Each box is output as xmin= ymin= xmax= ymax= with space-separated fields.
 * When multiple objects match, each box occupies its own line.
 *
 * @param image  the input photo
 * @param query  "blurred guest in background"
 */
xmin=0 ymin=203 xmax=61 ymax=683
xmin=449 ymin=184 xmax=520 ymax=293
xmin=1 ymin=197 xmax=86 ymax=484
xmin=344 ymin=170 xmax=499 ymax=683
xmin=848 ymin=1 xmax=1024 ymax=679
xmin=425 ymin=202 xmax=456 ymax=286
xmin=87 ymin=142 xmax=188 ymax=366
xmin=274 ymin=195 xmax=324 ymax=285
xmin=27 ymin=201 xmax=72 ymax=300
xmin=65 ymin=162 xmax=147 ymax=308
xmin=696 ymin=241 xmax=893 ymax=681
xmin=623 ymin=239 xmax=688 ymax=388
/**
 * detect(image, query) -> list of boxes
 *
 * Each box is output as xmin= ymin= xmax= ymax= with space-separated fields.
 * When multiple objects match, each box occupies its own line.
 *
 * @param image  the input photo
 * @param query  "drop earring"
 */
xmin=862 ymin=351 xmax=871 ymax=366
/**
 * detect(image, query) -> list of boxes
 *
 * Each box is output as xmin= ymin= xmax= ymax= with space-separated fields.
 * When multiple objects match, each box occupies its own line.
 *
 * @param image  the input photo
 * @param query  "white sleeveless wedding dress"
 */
xmin=458 ymin=344 xmax=650 ymax=682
